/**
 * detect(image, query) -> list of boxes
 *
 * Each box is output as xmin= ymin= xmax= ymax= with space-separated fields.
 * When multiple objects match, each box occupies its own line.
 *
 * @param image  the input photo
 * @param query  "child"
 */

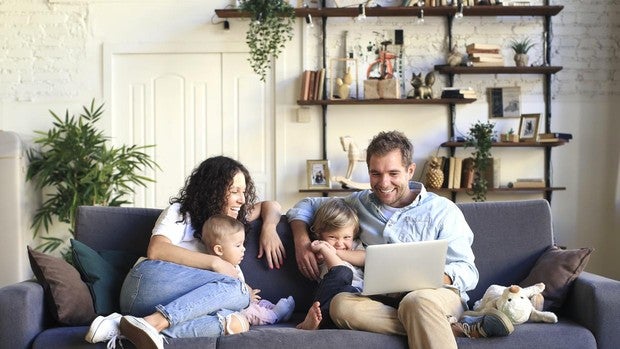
xmin=296 ymin=198 xmax=364 ymax=330
xmin=201 ymin=214 xmax=295 ymax=326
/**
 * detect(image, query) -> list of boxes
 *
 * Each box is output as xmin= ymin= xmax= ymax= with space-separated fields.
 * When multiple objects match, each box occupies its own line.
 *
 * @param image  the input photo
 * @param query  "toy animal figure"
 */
xmin=447 ymin=45 xmax=463 ymax=67
xmin=407 ymin=71 xmax=435 ymax=99
xmin=468 ymin=283 xmax=558 ymax=325
xmin=340 ymin=136 xmax=365 ymax=180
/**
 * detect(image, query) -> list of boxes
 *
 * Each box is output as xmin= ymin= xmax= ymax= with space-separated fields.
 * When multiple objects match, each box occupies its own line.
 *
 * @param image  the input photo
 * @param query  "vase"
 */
xmin=514 ymin=53 xmax=529 ymax=67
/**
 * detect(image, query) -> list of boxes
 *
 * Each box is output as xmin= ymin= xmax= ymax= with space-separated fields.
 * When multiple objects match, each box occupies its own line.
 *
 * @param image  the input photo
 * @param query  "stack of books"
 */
xmin=441 ymin=87 xmax=477 ymax=99
xmin=466 ymin=43 xmax=504 ymax=67
xmin=298 ymin=69 xmax=326 ymax=101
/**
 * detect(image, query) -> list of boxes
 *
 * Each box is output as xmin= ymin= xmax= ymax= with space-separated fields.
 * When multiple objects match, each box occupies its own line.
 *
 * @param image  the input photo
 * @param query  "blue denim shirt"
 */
xmin=287 ymin=181 xmax=478 ymax=303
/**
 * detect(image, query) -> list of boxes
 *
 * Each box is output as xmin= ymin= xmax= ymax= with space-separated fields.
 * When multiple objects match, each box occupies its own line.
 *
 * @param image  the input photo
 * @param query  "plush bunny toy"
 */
xmin=468 ymin=283 xmax=558 ymax=325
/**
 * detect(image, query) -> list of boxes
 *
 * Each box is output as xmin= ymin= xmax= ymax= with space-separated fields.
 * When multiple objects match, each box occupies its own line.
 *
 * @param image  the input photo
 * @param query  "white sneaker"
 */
xmin=85 ymin=312 xmax=122 ymax=343
xmin=119 ymin=315 xmax=165 ymax=349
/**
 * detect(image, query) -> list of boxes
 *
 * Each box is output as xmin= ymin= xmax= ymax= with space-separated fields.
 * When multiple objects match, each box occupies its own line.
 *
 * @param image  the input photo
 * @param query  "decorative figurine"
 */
xmin=407 ymin=71 xmax=435 ymax=99
xmin=447 ymin=45 xmax=463 ymax=67
xmin=336 ymin=67 xmax=353 ymax=99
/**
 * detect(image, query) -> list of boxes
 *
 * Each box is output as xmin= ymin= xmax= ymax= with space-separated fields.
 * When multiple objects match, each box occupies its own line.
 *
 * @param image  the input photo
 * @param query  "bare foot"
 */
xmin=296 ymin=301 xmax=322 ymax=330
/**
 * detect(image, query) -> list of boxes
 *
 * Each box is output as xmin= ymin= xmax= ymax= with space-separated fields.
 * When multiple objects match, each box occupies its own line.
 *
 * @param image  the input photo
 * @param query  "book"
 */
xmin=316 ymin=68 xmax=326 ymax=101
xmin=299 ymin=70 xmax=311 ymax=101
xmin=441 ymin=156 xmax=451 ymax=188
xmin=452 ymin=157 xmax=462 ymax=189
xmin=448 ymin=157 xmax=456 ymax=189
xmin=466 ymin=43 xmax=501 ymax=54
xmin=539 ymin=132 xmax=573 ymax=140
xmin=308 ymin=70 xmax=317 ymax=100
xmin=441 ymin=89 xmax=477 ymax=99
xmin=460 ymin=157 xmax=475 ymax=189
xmin=470 ymin=61 xmax=505 ymax=67
xmin=469 ymin=54 xmax=504 ymax=63
xmin=512 ymin=179 xmax=545 ymax=188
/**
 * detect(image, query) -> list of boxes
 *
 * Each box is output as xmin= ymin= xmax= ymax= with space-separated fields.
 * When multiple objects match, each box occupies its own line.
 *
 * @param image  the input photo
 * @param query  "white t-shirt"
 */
xmin=152 ymin=203 xmax=206 ymax=253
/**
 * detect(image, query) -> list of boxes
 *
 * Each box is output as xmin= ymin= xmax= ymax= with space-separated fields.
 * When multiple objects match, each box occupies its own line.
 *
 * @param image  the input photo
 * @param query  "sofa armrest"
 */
xmin=562 ymin=271 xmax=620 ymax=349
xmin=0 ymin=280 xmax=47 ymax=349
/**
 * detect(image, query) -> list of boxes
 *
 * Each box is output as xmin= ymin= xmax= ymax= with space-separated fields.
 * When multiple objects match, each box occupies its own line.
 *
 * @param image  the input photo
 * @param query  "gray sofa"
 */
xmin=1 ymin=199 xmax=619 ymax=349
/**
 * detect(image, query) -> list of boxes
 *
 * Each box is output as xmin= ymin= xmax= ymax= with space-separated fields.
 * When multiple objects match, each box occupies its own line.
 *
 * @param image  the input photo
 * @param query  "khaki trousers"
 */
xmin=330 ymin=288 xmax=465 ymax=349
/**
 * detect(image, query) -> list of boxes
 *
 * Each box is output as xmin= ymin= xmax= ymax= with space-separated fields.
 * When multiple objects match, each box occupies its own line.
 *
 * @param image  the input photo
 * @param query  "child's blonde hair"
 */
xmin=202 ymin=214 xmax=245 ymax=253
xmin=310 ymin=198 xmax=360 ymax=240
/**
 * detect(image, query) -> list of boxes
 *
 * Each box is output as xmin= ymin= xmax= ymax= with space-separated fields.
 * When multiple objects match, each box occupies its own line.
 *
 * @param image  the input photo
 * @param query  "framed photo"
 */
xmin=307 ymin=160 xmax=331 ymax=189
xmin=487 ymin=87 xmax=521 ymax=118
xmin=518 ymin=113 xmax=540 ymax=141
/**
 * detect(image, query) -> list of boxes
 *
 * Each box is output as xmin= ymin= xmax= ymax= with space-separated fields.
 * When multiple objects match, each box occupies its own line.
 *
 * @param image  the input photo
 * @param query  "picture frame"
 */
xmin=518 ymin=113 xmax=540 ymax=141
xmin=487 ymin=87 xmax=521 ymax=118
xmin=307 ymin=160 xmax=331 ymax=189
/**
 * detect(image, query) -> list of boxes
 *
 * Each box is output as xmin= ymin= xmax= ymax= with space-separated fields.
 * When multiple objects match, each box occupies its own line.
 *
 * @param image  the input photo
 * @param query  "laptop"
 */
xmin=361 ymin=240 xmax=448 ymax=296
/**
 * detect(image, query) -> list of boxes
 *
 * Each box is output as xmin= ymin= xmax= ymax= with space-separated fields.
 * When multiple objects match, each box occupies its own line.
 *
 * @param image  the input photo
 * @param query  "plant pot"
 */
xmin=514 ymin=53 xmax=529 ymax=67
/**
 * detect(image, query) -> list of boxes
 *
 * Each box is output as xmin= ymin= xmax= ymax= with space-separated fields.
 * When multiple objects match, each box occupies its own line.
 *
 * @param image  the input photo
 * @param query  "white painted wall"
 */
xmin=0 ymin=0 xmax=618 ymax=281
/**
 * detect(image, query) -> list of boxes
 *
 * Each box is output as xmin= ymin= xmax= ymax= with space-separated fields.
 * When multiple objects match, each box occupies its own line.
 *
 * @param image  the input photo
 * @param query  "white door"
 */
xmin=107 ymin=48 xmax=274 ymax=208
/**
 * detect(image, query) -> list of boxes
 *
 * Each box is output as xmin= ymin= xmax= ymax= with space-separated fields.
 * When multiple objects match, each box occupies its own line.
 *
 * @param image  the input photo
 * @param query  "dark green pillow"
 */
xmin=71 ymin=239 xmax=139 ymax=315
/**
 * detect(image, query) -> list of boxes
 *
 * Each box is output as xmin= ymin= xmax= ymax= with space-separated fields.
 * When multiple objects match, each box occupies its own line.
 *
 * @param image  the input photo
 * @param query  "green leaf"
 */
xmin=25 ymin=100 xmax=159 ymax=253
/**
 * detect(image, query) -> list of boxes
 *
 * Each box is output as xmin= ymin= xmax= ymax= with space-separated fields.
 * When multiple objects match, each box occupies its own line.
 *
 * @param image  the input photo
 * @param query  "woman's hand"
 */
xmin=251 ymin=200 xmax=286 ymax=269
xmin=258 ymin=226 xmax=286 ymax=269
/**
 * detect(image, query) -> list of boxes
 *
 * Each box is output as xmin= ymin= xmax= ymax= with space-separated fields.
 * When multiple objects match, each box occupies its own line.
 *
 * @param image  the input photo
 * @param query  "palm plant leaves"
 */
xmin=26 ymin=99 xmax=158 ymax=253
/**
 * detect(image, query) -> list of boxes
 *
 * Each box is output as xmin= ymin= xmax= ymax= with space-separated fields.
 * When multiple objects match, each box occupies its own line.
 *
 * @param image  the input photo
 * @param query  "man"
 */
xmin=287 ymin=130 xmax=513 ymax=349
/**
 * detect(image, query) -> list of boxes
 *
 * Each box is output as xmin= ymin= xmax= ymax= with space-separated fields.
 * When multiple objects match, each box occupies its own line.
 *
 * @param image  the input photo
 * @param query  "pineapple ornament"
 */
xmin=425 ymin=156 xmax=444 ymax=189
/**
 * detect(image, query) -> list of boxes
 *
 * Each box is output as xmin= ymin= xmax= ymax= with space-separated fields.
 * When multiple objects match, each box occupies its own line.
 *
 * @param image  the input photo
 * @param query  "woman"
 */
xmin=86 ymin=156 xmax=285 ymax=349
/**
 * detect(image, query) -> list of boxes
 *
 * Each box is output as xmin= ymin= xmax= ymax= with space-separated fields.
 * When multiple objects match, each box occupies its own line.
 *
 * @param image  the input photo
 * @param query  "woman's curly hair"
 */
xmin=170 ymin=156 xmax=258 ymax=237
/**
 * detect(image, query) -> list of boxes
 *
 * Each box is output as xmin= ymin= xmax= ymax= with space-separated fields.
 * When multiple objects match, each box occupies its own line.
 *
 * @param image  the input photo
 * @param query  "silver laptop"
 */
xmin=361 ymin=240 xmax=448 ymax=296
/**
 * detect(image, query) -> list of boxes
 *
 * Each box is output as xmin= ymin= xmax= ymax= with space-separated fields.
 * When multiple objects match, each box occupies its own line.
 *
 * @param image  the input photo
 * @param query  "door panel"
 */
xmin=109 ymin=50 xmax=273 ymax=208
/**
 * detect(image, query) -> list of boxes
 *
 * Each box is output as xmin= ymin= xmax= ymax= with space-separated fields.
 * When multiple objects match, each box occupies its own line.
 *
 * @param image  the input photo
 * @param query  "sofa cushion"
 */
xmin=27 ymin=246 xmax=96 ymax=325
xmin=520 ymin=245 xmax=593 ymax=310
xmin=71 ymin=239 xmax=139 ymax=315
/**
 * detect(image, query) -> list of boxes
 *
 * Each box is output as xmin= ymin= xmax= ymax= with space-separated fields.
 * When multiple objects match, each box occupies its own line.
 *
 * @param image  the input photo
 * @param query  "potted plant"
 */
xmin=501 ymin=128 xmax=519 ymax=142
xmin=26 ymin=100 xmax=158 ymax=258
xmin=510 ymin=37 xmax=535 ymax=67
xmin=464 ymin=121 xmax=495 ymax=202
xmin=239 ymin=0 xmax=295 ymax=81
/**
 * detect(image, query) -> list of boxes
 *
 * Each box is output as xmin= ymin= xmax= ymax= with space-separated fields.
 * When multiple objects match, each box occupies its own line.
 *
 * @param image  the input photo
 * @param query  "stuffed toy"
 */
xmin=468 ymin=283 xmax=558 ymax=325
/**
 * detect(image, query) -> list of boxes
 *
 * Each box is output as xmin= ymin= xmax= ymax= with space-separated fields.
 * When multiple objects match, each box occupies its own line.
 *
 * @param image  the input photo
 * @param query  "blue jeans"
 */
xmin=119 ymin=259 xmax=250 ymax=338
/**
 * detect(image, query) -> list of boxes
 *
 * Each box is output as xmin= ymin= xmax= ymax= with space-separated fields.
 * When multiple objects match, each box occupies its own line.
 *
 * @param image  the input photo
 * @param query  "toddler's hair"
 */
xmin=310 ymin=198 xmax=359 ymax=240
xmin=202 ymin=214 xmax=245 ymax=249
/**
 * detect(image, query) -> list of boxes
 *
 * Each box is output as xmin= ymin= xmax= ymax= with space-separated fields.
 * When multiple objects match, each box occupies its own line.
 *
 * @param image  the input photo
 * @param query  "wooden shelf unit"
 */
xmin=215 ymin=4 xmax=567 ymax=202
xmin=297 ymin=98 xmax=475 ymax=106
xmin=215 ymin=6 xmax=563 ymax=19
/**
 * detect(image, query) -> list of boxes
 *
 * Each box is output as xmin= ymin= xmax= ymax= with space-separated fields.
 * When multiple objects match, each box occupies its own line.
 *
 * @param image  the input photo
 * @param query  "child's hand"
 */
xmin=248 ymin=284 xmax=261 ymax=302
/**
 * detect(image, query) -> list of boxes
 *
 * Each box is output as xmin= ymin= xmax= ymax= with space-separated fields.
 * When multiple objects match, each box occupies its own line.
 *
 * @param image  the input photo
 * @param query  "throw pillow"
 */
xmin=27 ymin=246 xmax=96 ymax=325
xmin=520 ymin=245 xmax=594 ymax=311
xmin=71 ymin=239 xmax=139 ymax=315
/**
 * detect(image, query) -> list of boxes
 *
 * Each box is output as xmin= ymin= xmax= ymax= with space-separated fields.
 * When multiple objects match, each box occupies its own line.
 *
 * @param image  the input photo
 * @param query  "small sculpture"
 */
xmin=340 ymin=136 xmax=365 ymax=180
xmin=447 ymin=45 xmax=463 ymax=67
xmin=336 ymin=67 xmax=353 ymax=99
xmin=425 ymin=156 xmax=444 ymax=189
xmin=407 ymin=71 xmax=435 ymax=99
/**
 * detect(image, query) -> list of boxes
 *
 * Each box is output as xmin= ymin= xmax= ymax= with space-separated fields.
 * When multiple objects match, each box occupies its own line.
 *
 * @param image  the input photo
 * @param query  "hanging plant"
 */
xmin=26 ymin=99 xmax=159 ymax=257
xmin=239 ymin=0 xmax=295 ymax=81
xmin=464 ymin=121 xmax=495 ymax=202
